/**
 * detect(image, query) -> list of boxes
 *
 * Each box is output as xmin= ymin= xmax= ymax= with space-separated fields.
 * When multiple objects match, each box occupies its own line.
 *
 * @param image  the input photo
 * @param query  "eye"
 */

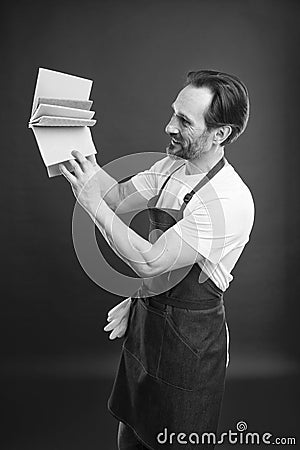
xmin=180 ymin=117 xmax=190 ymax=127
xmin=171 ymin=111 xmax=191 ymax=127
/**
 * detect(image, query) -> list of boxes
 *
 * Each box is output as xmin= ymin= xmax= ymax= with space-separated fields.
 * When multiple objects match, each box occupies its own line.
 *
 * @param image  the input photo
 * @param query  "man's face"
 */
xmin=165 ymin=85 xmax=214 ymax=160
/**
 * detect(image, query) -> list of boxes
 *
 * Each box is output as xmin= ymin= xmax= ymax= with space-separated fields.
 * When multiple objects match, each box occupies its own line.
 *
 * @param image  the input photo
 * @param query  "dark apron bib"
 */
xmin=108 ymin=158 xmax=227 ymax=449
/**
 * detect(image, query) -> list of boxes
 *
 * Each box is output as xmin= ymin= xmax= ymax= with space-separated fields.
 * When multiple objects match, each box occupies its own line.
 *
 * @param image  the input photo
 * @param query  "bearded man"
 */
xmin=60 ymin=70 xmax=255 ymax=449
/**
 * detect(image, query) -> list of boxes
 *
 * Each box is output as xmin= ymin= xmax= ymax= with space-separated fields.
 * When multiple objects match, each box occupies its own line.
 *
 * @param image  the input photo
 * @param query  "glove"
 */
xmin=103 ymin=297 xmax=132 ymax=340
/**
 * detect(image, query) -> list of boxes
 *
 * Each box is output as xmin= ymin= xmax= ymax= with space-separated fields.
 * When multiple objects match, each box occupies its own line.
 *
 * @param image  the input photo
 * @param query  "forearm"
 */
xmin=89 ymin=199 xmax=161 ymax=278
xmin=60 ymin=151 xmax=189 ymax=279
xmin=97 ymin=166 xmax=120 ymax=211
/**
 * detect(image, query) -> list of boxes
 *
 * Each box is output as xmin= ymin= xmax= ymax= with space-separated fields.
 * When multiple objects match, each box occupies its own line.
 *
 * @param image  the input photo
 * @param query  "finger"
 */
xmin=107 ymin=306 xmax=126 ymax=321
xmin=115 ymin=319 xmax=128 ymax=338
xmin=109 ymin=317 xmax=127 ymax=334
xmin=108 ymin=316 xmax=129 ymax=339
xmin=110 ymin=329 xmax=125 ymax=339
xmin=109 ymin=324 xmax=125 ymax=340
xmin=107 ymin=301 xmax=131 ymax=326
xmin=108 ymin=310 xmax=130 ymax=327
xmin=107 ymin=308 xmax=127 ymax=324
xmin=71 ymin=150 xmax=89 ymax=171
xmin=86 ymin=154 xmax=97 ymax=166
xmin=68 ymin=159 xmax=83 ymax=177
xmin=59 ymin=164 xmax=77 ymax=184
xmin=103 ymin=318 xmax=122 ymax=331
xmin=109 ymin=328 xmax=120 ymax=340
xmin=104 ymin=318 xmax=120 ymax=331
xmin=104 ymin=314 xmax=128 ymax=335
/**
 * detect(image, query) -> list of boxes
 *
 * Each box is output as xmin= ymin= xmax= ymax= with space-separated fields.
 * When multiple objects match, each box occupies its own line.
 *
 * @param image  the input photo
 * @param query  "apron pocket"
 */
xmin=157 ymin=304 xmax=226 ymax=391
xmin=123 ymin=299 xmax=166 ymax=378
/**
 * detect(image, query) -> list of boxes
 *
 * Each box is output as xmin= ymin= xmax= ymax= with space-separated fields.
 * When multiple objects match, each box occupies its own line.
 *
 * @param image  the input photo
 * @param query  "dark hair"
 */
xmin=185 ymin=70 xmax=250 ymax=146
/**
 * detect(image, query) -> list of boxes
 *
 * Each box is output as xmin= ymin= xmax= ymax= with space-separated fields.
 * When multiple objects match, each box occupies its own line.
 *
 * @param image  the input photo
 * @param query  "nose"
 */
xmin=165 ymin=114 xmax=180 ymax=136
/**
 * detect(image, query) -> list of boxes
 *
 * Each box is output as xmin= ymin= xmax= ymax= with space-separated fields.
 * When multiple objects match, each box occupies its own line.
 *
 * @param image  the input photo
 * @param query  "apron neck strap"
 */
xmin=154 ymin=162 xmax=185 ymax=206
xmin=152 ymin=157 xmax=226 ymax=209
xmin=182 ymin=157 xmax=226 ymax=205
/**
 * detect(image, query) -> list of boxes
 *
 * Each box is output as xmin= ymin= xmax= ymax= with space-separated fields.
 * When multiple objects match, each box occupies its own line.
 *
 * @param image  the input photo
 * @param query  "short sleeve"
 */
xmin=130 ymin=156 xmax=177 ymax=200
xmin=130 ymin=165 xmax=158 ymax=200
xmin=172 ymin=198 xmax=243 ymax=265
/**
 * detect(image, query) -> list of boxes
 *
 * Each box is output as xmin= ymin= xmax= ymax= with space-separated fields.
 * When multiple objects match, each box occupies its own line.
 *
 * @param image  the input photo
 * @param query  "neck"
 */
xmin=185 ymin=146 xmax=225 ymax=175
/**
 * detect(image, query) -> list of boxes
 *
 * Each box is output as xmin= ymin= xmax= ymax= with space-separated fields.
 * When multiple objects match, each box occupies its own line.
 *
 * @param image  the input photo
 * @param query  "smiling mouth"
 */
xmin=171 ymin=138 xmax=182 ymax=145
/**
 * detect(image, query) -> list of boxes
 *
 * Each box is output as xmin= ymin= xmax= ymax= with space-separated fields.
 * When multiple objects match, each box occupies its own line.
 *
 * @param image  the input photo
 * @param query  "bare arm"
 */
xmin=60 ymin=151 xmax=201 ymax=278
xmin=91 ymin=199 xmax=201 ymax=278
xmin=88 ymin=155 xmax=148 ymax=214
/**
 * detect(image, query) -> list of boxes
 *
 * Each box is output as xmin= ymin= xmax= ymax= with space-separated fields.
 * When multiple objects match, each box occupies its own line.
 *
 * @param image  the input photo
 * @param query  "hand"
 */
xmin=59 ymin=151 xmax=101 ymax=215
xmin=103 ymin=297 xmax=132 ymax=340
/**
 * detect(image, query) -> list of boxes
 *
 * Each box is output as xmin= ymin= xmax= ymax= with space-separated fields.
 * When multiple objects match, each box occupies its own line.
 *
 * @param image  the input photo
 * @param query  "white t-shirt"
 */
xmin=131 ymin=156 xmax=255 ymax=292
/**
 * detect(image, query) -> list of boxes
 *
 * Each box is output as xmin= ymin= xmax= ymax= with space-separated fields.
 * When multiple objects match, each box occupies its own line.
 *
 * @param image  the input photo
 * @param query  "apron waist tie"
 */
xmin=134 ymin=294 xmax=223 ymax=311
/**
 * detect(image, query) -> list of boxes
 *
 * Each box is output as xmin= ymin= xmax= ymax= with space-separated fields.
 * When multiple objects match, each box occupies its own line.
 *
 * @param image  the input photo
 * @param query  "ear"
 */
xmin=213 ymin=125 xmax=232 ymax=145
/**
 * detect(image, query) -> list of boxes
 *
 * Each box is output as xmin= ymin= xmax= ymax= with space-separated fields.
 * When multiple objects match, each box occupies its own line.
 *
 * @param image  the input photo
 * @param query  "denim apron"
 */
xmin=108 ymin=158 xmax=227 ymax=449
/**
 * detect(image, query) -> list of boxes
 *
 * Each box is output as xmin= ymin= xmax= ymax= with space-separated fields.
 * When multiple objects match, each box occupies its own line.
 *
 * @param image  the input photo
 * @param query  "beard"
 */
xmin=166 ymin=130 xmax=211 ymax=161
